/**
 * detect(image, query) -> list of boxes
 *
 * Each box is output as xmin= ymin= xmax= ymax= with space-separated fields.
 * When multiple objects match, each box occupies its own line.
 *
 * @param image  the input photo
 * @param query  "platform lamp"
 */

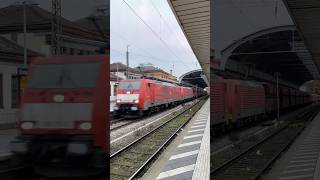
xmin=16 ymin=1 xmax=38 ymax=107
xmin=274 ymin=72 xmax=281 ymax=122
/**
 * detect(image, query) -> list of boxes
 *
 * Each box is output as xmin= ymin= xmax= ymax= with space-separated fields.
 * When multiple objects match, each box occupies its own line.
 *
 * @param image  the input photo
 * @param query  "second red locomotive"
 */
xmin=113 ymin=78 xmax=202 ymax=117
xmin=211 ymin=77 xmax=313 ymax=133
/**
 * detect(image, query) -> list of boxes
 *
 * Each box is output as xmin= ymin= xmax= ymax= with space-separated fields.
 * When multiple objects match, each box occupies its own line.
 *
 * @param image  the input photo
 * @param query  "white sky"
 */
xmin=110 ymin=0 xmax=200 ymax=78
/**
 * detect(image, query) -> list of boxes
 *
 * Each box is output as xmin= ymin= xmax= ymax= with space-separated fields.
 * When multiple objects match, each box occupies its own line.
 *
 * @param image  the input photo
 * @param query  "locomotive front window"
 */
xmin=28 ymin=63 xmax=100 ymax=89
xmin=119 ymin=82 xmax=141 ymax=90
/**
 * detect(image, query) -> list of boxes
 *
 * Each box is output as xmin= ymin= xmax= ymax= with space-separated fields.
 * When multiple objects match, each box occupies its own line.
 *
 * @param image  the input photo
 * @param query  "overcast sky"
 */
xmin=0 ymin=0 xmax=107 ymax=21
xmin=110 ymin=0 xmax=199 ymax=78
xmin=213 ymin=0 xmax=293 ymax=59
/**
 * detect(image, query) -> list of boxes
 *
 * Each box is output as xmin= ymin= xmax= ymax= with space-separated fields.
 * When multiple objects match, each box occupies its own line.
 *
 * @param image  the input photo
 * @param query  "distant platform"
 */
xmin=156 ymin=99 xmax=210 ymax=180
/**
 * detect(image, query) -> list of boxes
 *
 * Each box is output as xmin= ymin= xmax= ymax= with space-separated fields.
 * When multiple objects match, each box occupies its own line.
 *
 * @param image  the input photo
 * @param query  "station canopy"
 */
xmin=168 ymin=0 xmax=210 ymax=80
xmin=220 ymin=25 xmax=320 ymax=86
xmin=179 ymin=69 xmax=208 ymax=89
xmin=283 ymin=0 xmax=320 ymax=81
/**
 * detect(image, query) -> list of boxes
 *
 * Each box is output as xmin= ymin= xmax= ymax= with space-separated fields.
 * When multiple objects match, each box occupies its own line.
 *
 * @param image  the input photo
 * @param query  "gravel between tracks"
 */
xmin=110 ymin=100 xmax=197 ymax=154
xmin=211 ymin=105 xmax=320 ymax=180
xmin=110 ymin=98 xmax=207 ymax=180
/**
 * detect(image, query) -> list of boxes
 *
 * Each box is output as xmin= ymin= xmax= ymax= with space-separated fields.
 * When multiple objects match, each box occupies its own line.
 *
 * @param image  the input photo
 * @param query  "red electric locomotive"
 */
xmin=113 ymin=78 xmax=194 ymax=117
xmin=10 ymin=55 xmax=108 ymax=177
xmin=212 ymin=77 xmax=313 ymax=134
xmin=212 ymin=78 xmax=266 ymax=132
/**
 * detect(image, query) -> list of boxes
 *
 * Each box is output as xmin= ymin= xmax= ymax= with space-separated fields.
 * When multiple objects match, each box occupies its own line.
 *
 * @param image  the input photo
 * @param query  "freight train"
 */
xmin=10 ymin=55 xmax=108 ymax=177
xmin=211 ymin=78 xmax=315 ymax=133
xmin=113 ymin=78 xmax=206 ymax=118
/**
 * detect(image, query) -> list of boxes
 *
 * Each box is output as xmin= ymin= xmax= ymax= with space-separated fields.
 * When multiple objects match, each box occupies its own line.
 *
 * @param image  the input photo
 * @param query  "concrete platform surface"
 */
xmin=263 ymin=111 xmax=320 ymax=180
xmin=0 ymin=129 xmax=17 ymax=158
xmin=156 ymin=99 xmax=210 ymax=180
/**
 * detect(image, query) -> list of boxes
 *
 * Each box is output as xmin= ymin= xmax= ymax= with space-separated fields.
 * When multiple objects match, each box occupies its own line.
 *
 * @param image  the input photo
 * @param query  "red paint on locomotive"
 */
xmin=114 ymin=78 xmax=195 ymax=117
xmin=10 ymin=55 xmax=109 ymax=176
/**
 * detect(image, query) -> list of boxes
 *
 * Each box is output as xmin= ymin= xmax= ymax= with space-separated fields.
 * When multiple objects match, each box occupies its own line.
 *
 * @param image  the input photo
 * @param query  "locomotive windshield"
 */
xmin=119 ymin=81 xmax=141 ymax=90
xmin=28 ymin=63 xmax=100 ymax=89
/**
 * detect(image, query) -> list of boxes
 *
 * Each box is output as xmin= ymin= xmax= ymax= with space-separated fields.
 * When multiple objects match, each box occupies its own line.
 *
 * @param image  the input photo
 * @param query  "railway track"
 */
xmin=110 ymin=99 xmax=198 ymax=132
xmin=211 ymin=106 xmax=320 ymax=180
xmin=110 ymin=97 xmax=207 ymax=180
xmin=110 ymin=120 xmax=135 ymax=131
xmin=0 ymin=158 xmax=29 ymax=180
xmin=0 ymin=158 xmax=106 ymax=180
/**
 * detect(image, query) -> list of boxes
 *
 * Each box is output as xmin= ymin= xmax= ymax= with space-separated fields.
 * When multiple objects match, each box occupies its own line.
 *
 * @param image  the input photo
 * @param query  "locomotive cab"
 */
xmin=9 ymin=55 xmax=108 ymax=177
xmin=113 ymin=79 xmax=146 ymax=117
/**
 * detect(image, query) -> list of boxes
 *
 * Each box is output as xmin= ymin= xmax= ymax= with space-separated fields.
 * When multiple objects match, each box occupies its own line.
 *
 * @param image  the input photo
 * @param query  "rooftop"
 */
xmin=0 ymin=35 xmax=40 ymax=64
xmin=0 ymin=4 xmax=106 ymax=42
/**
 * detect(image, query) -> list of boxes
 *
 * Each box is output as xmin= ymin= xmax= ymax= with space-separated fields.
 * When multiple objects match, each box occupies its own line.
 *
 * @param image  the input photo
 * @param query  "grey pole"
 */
xmin=23 ymin=2 xmax=27 ymax=67
xmin=116 ymin=63 xmax=119 ymax=82
xmin=126 ymin=45 xmax=130 ymax=79
xmin=276 ymin=72 xmax=280 ymax=122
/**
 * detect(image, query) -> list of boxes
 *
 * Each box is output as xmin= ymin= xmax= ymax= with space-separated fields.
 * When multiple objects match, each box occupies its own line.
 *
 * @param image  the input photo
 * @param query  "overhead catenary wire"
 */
xmin=110 ymin=48 xmax=196 ymax=66
xmin=149 ymin=0 xmax=197 ymax=58
xmin=111 ymin=48 xmax=170 ymax=64
xmin=111 ymin=30 xmax=187 ymax=65
xmin=120 ymin=0 xmax=190 ymax=69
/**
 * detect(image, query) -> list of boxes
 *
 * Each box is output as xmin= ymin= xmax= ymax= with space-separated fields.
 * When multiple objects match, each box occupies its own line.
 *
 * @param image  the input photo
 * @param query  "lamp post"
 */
xmin=23 ymin=1 xmax=27 ymax=67
xmin=20 ymin=1 xmax=38 ymax=67
xmin=275 ymin=72 xmax=281 ymax=122
xmin=126 ymin=45 xmax=130 ymax=79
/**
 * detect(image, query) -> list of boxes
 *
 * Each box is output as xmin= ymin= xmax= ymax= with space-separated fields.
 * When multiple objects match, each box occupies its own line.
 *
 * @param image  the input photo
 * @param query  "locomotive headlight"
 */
xmin=79 ymin=122 xmax=92 ymax=130
xmin=134 ymin=99 xmax=139 ymax=103
xmin=21 ymin=122 xmax=34 ymax=130
xmin=67 ymin=143 xmax=88 ymax=155
xmin=131 ymin=107 xmax=138 ymax=111
xmin=116 ymin=99 xmax=121 ymax=103
xmin=53 ymin=94 xmax=64 ymax=102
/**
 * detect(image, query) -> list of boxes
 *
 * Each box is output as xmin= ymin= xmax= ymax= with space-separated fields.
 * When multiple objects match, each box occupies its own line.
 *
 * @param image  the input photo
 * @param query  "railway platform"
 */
xmin=0 ymin=129 xmax=16 ymax=160
xmin=156 ymin=99 xmax=210 ymax=180
xmin=263 ymin=111 xmax=320 ymax=180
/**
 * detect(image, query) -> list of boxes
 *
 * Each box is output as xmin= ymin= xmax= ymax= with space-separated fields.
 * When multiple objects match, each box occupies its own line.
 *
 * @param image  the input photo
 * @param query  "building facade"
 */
xmin=110 ymin=62 xmax=142 ymax=80
xmin=0 ymin=4 xmax=107 ymax=56
xmin=136 ymin=64 xmax=178 ymax=82
xmin=0 ymin=36 xmax=39 ymax=127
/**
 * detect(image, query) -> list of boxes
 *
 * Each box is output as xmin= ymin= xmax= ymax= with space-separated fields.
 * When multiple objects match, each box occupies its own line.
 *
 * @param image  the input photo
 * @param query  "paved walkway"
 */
xmin=263 ymin=110 xmax=320 ymax=180
xmin=278 ymin=112 xmax=320 ymax=180
xmin=156 ymin=99 xmax=210 ymax=180
xmin=0 ymin=129 xmax=17 ymax=160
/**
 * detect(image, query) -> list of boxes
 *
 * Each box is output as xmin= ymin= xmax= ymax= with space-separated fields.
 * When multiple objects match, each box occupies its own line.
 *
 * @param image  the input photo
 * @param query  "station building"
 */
xmin=0 ymin=4 xmax=107 ymax=56
xmin=135 ymin=63 xmax=178 ymax=82
xmin=0 ymin=36 xmax=39 ymax=128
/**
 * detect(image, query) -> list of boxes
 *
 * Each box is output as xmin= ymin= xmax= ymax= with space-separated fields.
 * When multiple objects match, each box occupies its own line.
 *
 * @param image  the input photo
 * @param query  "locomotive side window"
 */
xmin=146 ymin=83 xmax=151 ymax=96
xmin=114 ymin=84 xmax=117 ymax=95
xmin=28 ymin=63 xmax=100 ymax=89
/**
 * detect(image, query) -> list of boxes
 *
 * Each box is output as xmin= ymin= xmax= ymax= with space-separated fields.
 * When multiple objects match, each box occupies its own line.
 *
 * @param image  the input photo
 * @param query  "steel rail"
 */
xmin=110 ymin=97 xmax=207 ymax=179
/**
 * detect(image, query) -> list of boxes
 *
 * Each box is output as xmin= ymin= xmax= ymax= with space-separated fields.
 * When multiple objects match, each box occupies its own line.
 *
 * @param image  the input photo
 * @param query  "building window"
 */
xmin=70 ymin=48 xmax=74 ymax=55
xmin=11 ymin=75 xmax=19 ymax=108
xmin=114 ymin=84 xmax=117 ymax=95
xmin=61 ymin=47 xmax=67 ymax=54
xmin=0 ymin=74 xmax=3 ymax=108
